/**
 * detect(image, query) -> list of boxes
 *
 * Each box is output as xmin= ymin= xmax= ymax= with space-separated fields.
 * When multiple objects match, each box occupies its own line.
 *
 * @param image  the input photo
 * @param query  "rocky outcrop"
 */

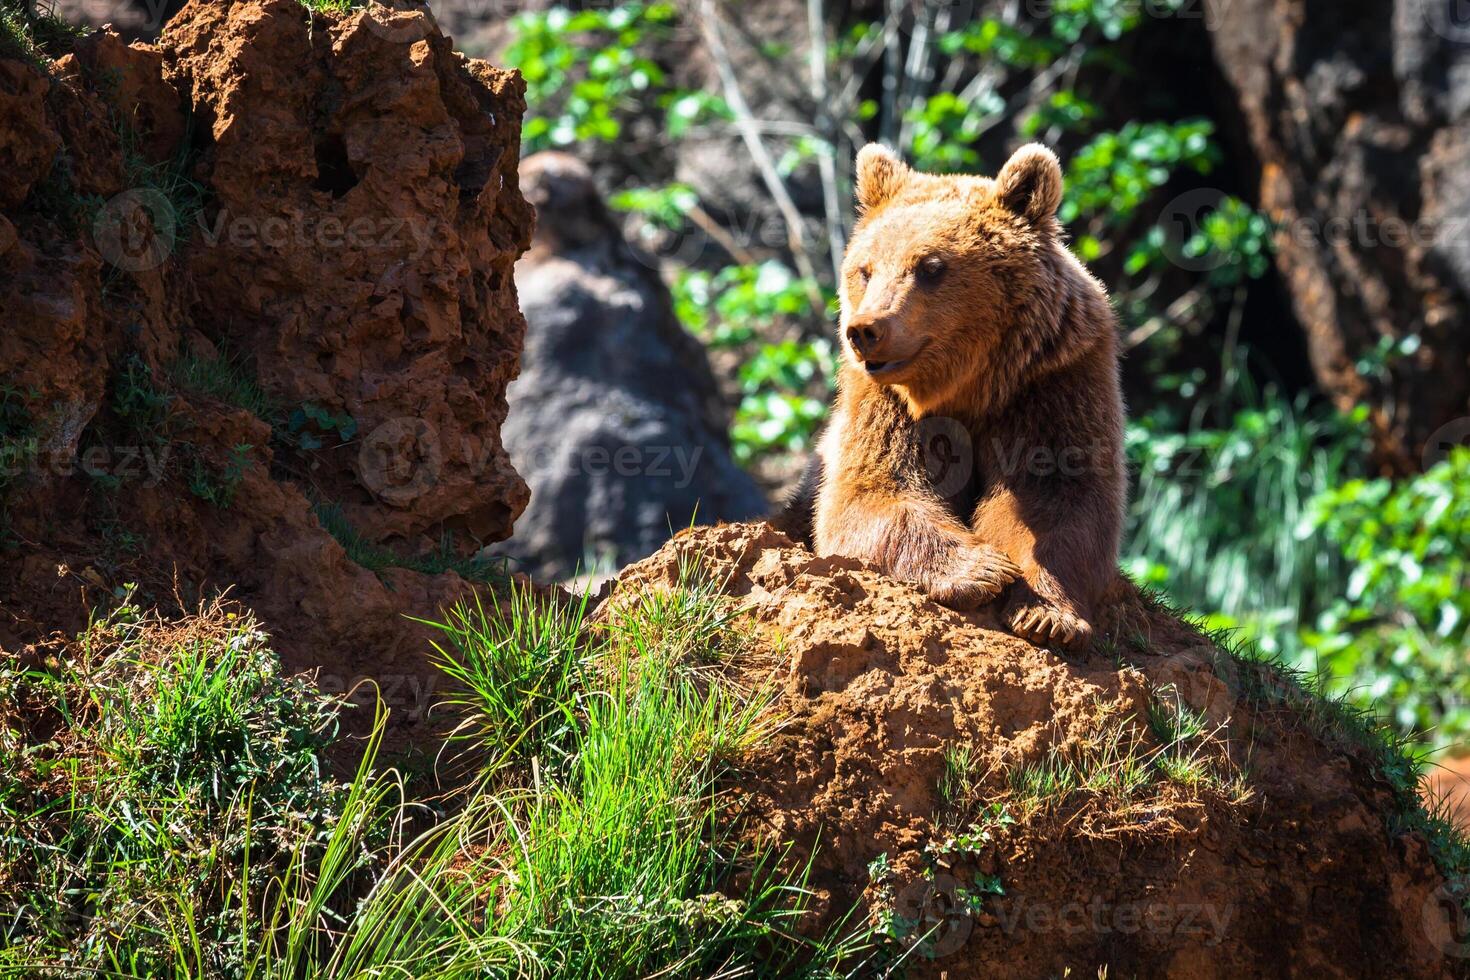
xmin=0 ymin=0 xmax=533 ymax=740
xmin=492 ymin=152 xmax=766 ymax=580
xmin=1206 ymin=0 xmax=1470 ymax=471
xmin=611 ymin=522 xmax=1461 ymax=977
xmin=161 ymin=0 xmax=531 ymax=543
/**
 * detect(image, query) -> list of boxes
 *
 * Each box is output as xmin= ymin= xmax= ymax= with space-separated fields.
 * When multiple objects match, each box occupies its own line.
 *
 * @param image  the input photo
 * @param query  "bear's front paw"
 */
xmin=925 ymin=545 xmax=1022 ymax=611
xmin=1005 ymin=594 xmax=1094 ymax=652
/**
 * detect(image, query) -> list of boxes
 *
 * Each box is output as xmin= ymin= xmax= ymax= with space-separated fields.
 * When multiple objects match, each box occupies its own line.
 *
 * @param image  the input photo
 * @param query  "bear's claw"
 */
xmin=1006 ymin=597 xmax=1093 ymax=652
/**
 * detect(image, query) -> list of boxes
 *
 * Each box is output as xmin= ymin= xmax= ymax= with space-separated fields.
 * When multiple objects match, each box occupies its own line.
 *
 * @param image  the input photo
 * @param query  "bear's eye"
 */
xmin=915 ymin=256 xmax=946 ymax=286
xmin=857 ymin=265 xmax=872 ymax=284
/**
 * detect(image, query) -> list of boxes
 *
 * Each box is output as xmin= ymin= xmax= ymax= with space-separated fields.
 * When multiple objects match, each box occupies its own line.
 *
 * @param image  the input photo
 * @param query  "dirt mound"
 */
xmin=0 ymin=0 xmax=532 ymax=743
xmin=612 ymin=522 xmax=1463 ymax=977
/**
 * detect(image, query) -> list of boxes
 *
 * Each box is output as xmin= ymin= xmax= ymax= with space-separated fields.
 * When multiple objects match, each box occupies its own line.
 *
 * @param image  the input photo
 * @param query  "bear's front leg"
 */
xmin=973 ymin=483 xmax=1121 ymax=653
xmin=815 ymin=484 xmax=1020 ymax=611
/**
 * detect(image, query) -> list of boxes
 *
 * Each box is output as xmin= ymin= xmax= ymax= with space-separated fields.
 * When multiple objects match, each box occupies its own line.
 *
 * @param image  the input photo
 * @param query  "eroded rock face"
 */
xmin=492 ymin=151 xmax=766 ymax=580
xmin=1206 ymin=0 xmax=1470 ymax=471
xmin=0 ymin=61 xmax=61 ymax=210
xmin=611 ymin=523 xmax=1457 ymax=977
xmin=161 ymin=0 xmax=531 ymax=544
xmin=0 ymin=1 xmax=533 ymax=743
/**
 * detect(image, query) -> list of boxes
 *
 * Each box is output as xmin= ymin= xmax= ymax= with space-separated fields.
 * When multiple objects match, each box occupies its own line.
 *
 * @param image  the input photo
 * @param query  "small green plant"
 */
xmin=168 ymin=350 xmax=276 ymax=421
xmin=1146 ymin=684 xmax=1233 ymax=791
xmin=296 ymin=0 xmax=357 ymax=12
xmin=0 ymin=596 xmax=349 ymax=976
xmin=287 ymin=402 xmax=358 ymax=450
xmin=427 ymin=582 xmax=592 ymax=771
xmin=314 ymin=502 xmax=510 ymax=584
xmin=925 ymin=802 xmax=1015 ymax=861
xmin=111 ymin=354 xmax=174 ymax=444
xmin=187 ymin=442 xmax=253 ymax=508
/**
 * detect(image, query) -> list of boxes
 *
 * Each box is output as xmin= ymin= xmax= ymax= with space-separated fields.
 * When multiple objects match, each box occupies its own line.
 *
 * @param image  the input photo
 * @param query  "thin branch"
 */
xmin=808 ymin=0 xmax=845 ymax=284
xmin=699 ymin=0 xmax=826 ymax=311
xmin=879 ymin=0 xmax=902 ymax=147
xmin=687 ymin=203 xmax=757 ymax=265
xmin=896 ymin=2 xmax=931 ymax=152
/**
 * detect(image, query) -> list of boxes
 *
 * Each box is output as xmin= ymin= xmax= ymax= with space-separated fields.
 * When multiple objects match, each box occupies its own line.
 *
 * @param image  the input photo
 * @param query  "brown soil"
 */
xmin=1428 ymin=756 xmax=1470 ymax=833
xmin=612 ymin=522 xmax=1465 ymax=978
xmin=0 ymin=0 xmax=532 ymax=749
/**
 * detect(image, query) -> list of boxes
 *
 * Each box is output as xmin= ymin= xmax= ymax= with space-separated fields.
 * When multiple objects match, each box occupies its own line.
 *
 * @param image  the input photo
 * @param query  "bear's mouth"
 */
xmin=863 ymin=343 xmax=926 ymax=378
xmin=864 ymin=358 xmax=907 ymax=376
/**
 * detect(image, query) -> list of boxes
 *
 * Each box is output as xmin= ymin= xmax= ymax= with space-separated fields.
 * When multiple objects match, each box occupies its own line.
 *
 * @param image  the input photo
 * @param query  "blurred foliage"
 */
xmin=1128 ymin=367 xmax=1470 ymax=747
xmin=730 ymin=339 xmax=836 ymax=464
xmin=669 ymin=263 xmax=835 ymax=461
xmin=1124 ymin=366 xmax=1365 ymax=658
xmin=1305 ymin=449 xmax=1470 ymax=739
xmin=508 ymin=3 xmax=729 ymax=152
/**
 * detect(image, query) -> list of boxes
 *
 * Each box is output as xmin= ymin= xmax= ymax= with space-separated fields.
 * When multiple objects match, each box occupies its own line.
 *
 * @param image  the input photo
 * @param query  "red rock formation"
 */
xmin=0 ymin=0 xmax=533 ymax=744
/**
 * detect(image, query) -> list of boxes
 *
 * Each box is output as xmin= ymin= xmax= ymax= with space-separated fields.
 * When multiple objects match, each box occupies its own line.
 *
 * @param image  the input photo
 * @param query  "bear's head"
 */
xmin=838 ymin=142 xmax=1084 ymax=415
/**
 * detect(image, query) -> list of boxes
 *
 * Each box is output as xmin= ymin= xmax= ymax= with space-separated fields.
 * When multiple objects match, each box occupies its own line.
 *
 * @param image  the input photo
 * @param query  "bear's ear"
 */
xmin=855 ymin=143 xmax=909 ymax=214
xmin=995 ymin=143 xmax=1063 ymax=226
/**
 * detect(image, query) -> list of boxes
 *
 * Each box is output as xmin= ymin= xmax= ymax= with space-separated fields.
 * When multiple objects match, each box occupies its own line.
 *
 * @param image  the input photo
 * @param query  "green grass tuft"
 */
xmin=315 ymin=502 xmax=511 ymax=585
xmin=427 ymin=584 xmax=592 ymax=772
xmin=0 ymin=593 xmax=349 ymax=977
xmin=0 ymin=0 xmax=85 ymax=71
xmin=168 ymin=350 xmax=277 ymax=421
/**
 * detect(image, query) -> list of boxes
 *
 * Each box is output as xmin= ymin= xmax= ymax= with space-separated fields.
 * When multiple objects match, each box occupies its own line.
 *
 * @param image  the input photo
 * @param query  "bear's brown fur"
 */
xmin=778 ymin=143 xmax=1126 ymax=651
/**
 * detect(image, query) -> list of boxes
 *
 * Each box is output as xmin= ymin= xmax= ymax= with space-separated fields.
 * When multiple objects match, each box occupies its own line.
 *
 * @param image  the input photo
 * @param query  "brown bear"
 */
xmin=778 ymin=142 xmax=1126 ymax=651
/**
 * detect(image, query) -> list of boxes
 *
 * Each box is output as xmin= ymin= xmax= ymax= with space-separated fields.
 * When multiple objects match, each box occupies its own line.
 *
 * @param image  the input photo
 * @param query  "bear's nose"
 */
xmin=845 ymin=317 xmax=889 ymax=359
